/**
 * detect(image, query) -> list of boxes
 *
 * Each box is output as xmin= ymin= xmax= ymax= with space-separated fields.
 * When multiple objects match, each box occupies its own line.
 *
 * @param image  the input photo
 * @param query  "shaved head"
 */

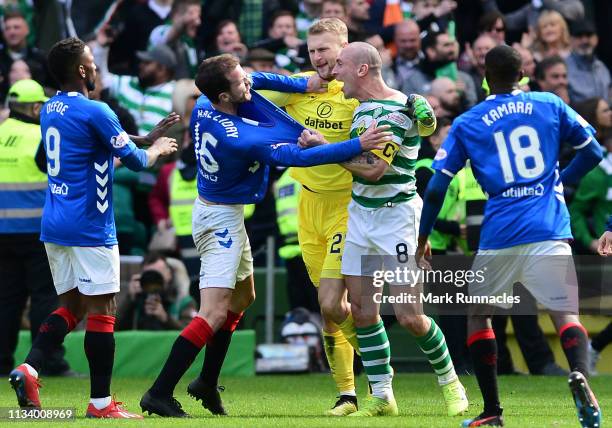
xmin=343 ymin=41 xmax=381 ymax=71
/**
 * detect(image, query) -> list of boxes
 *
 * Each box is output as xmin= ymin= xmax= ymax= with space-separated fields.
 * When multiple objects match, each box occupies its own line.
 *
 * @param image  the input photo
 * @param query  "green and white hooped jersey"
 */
xmin=350 ymin=98 xmax=420 ymax=209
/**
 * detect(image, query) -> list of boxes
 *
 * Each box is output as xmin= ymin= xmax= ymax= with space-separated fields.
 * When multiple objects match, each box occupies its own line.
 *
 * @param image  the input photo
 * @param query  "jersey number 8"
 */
xmin=494 ymin=125 xmax=545 ymax=184
xmin=45 ymin=126 xmax=61 ymax=176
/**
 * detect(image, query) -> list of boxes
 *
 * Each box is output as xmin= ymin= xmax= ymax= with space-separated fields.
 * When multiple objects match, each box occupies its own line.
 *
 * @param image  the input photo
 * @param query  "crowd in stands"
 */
xmin=0 ymin=0 xmax=610 ymax=372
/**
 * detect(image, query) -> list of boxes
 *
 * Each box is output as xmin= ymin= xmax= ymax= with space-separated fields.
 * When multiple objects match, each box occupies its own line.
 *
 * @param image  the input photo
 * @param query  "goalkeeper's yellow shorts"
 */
xmin=297 ymin=187 xmax=351 ymax=287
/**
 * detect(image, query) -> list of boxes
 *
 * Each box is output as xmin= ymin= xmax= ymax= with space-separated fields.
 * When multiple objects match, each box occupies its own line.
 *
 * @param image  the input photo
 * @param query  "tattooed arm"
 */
xmin=341 ymin=151 xmax=389 ymax=182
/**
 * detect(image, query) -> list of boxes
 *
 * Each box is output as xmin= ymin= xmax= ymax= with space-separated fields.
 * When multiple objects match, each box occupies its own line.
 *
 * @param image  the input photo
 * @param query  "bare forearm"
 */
xmin=145 ymin=146 xmax=161 ymax=168
xmin=129 ymin=135 xmax=152 ymax=146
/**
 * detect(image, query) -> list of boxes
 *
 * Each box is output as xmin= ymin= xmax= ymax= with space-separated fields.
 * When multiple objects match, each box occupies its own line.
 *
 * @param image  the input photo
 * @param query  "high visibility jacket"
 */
xmin=0 ymin=117 xmax=46 ymax=233
xmin=274 ymin=168 xmax=301 ymax=259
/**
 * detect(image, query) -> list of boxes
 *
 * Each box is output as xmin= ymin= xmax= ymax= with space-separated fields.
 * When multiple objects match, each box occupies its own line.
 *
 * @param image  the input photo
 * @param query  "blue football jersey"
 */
xmin=192 ymin=90 xmax=361 ymax=204
xmin=432 ymin=90 xmax=595 ymax=250
xmin=40 ymin=92 xmax=138 ymax=246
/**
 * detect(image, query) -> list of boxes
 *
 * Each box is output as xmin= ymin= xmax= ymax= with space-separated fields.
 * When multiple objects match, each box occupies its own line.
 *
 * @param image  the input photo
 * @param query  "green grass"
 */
xmin=1 ymin=373 xmax=608 ymax=427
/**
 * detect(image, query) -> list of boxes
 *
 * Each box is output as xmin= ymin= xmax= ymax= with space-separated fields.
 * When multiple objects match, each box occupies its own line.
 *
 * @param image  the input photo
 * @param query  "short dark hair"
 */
xmin=47 ymin=37 xmax=86 ymax=85
xmin=142 ymin=251 xmax=168 ymax=267
xmin=171 ymin=0 xmax=200 ymax=16
xmin=422 ymin=30 xmax=443 ymax=52
xmin=195 ymin=54 xmax=240 ymax=103
xmin=485 ymin=45 xmax=522 ymax=84
xmin=269 ymin=10 xmax=295 ymax=29
xmin=478 ymin=11 xmax=505 ymax=34
xmin=3 ymin=9 xmax=26 ymax=22
xmin=535 ymin=55 xmax=566 ymax=81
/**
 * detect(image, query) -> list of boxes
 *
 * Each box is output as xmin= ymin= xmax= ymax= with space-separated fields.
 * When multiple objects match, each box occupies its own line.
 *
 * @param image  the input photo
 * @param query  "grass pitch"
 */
xmin=0 ymin=373 xmax=608 ymax=427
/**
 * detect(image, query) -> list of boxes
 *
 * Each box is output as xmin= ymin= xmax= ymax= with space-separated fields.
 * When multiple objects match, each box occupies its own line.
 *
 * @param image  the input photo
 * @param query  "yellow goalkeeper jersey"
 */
xmin=259 ymin=72 xmax=359 ymax=194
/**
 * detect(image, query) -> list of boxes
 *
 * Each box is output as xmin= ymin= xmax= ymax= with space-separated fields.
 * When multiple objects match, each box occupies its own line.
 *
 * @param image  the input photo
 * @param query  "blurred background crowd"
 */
xmin=0 ymin=0 xmax=610 ymax=377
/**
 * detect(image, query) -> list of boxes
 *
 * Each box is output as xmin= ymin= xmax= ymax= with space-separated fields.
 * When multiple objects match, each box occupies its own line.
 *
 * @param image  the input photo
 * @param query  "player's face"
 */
xmin=307 ymin=32 xmax=345 ymax=81
xmin=331 ymin=50 xmax=357 ymax=98
xmin=80 ymin=45 xmax=97 ymax=92
xmin=224 ymin=65 xmax=252 ymax=103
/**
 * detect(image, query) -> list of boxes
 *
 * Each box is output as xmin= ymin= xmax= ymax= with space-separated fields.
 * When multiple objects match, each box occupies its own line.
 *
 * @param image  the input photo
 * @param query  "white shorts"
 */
xmin=44 ymin=243 xmax=120 ymax=296
xmin=192 ymin=198 xmax=253 ymax=289
xmin=341 ymin=197 xmax=422 ymax=283
xmin=470 ymin=240 xmax=578 ymax=312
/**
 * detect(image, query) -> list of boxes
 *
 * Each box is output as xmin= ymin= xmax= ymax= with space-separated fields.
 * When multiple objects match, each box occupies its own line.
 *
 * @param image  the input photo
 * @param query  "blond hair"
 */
xmin=308 ymin=17 xmax=348 ymax=43
xmin=532 ymin=10 xmax=570 ymax=57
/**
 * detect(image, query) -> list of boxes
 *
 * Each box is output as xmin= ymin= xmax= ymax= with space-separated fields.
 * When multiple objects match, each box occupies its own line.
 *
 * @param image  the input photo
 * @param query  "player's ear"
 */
xmin=78 ymin=64 xmax=86 ymax=79
xmin=219 ymin=91 xmax=230 ymax=103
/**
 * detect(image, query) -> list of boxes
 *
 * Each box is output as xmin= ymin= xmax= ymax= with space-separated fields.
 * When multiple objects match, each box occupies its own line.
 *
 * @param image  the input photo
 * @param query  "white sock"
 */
xmin=90 ymin=396 xmax=112 ymax=410
xmin=438 ymin=371 xmax=458 ymax=386
xmin=371 ymin=378 xmax=393 ymax=401
xmin=339 ymin=389 xmax=356 ymax=397
xmin=23 ymin=363 xmax=38 ymax=378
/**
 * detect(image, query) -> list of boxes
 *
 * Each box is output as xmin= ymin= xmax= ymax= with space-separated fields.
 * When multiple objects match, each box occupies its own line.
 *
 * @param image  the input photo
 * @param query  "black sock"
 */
xmin=26 ymin=307 xmax=77 ymax=373
xmin=201 ymin=311 xmax=242 ymax=386
xmin=591 ymin=322 xmax=612 ymax=353
xmin=468 ymin=329 xmax=502 ymax=416
xmin=560 ymin=323 xmax=589 ymax=375
xmin=84 ymin=315 xmax=115 ymax=399
xmin=151 ymin=317 xmax=212 ymax=397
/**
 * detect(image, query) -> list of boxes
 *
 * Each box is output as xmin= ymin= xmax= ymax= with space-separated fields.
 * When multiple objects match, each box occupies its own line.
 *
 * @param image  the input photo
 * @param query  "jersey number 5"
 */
xmin=494 ymin=125 xmax=545 ymax=184
xmin=45 ymin=126 xmax=61 ymax=176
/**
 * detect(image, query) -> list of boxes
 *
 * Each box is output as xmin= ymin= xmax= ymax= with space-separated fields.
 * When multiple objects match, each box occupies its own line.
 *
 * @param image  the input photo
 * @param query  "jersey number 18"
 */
xmin=494 ymin=125 xmax=545 ymax=184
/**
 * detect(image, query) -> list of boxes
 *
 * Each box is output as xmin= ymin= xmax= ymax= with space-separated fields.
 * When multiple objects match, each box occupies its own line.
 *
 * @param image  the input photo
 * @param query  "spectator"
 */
xmin=401 ymin=30 xmax=477 ymax=108
xmin=566 ymin=20 xmax=611 ymax=104
xmin=0 ymin=80 xmax=72 ymax=377
xmin=465 ymin=34 xmax=496 ymax=102
xmin=149 ymin=0 xmax=202 ymax=79
xmin=365 ymin=33 xmax=397 ymax=89
xmin=481 ymin=0 xmax=584 ymax=34
xmin=0 ymin=10 xmax=49 ymax=101
xmin=94 ymin=38 xmax=177 ymax=136
xmin=574 ymin=97 xmax=612 ymax=151
xmin=345 ymin=0 xmax=372 ymax=42
xmin=296 ymin=0 xmax=323 ymax=39
xmin=425 ymin=94 xmax=443 ymax=119
xmin=8 ymin=59 xmax=31 ymax=86
xmin=569 ymin=126 xmax=612 ymax=254
xmin=321 ymin=0 xmax=347 ymax=20
xmin=530 ymin=10 xmax=571 ymax=62
xmin=211 ymin=20 xmax=248 ymax=60
xmin=536 ymin=55 xmax=570 ymax=104
xmin=246 ymin=48 xmax=279 ymax=73
xmin=513 ymin=43 xmax=537 ymax=90
xmin=117 ymin=253 xmax=195 ymax=331
xmin=250 ymin=10 xmax=305 ymax=73
xmin=430 ymin=77 xmax=462 ymax=119
xmin=392 ymin=20 xmax=423 ymax=88
xmin=109 ymin=0 xmax=172 ymax=75
xmin=477 ymin=11 xmax=506 ymax=45
xmin=410 ymin=0 xmax=457 ymax=34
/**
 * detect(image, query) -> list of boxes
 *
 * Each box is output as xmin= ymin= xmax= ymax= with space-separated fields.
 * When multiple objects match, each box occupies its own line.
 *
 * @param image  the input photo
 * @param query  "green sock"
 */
xmin=415 ymin=317 xmax=457 ymax=385
xmin=356 ymin=320 xmax=393 ymax=400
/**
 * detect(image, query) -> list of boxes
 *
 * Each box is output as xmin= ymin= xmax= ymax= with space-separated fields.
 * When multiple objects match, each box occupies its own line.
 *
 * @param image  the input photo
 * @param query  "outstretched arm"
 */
xmin=250 ymin=72 xmax=323 ymax=94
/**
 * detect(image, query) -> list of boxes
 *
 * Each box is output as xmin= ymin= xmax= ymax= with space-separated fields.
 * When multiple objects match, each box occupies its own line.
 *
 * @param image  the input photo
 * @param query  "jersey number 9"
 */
xmin=45 ymin=126 xmax=61 ymax=176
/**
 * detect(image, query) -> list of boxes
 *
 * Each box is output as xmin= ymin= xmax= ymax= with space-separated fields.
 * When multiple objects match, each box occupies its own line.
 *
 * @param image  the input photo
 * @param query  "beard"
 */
xmin=138 ymin=74 xmax=156 ymax=88
xmin=85 ymin=77 xmax=96 ymax=92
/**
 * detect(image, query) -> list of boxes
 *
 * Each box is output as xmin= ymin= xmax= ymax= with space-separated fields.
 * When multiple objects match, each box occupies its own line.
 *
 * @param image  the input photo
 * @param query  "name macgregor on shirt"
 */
xmin=198 ymin=109 xmax=239 ymax=138
xmin=481 ymin=101 xmax=533 ymax=126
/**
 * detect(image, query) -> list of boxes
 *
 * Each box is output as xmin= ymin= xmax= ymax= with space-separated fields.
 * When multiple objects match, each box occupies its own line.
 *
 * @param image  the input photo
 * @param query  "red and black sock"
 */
xmin=201 ymin=311 xmax=242 ymax=387
xmin=150 ymin=316 xmax=213 ymax=397
xmin=468 ymin=329 xmax=502 ymax=416
xmin=25 ymin=307 xmax=78 ymax=373
xmin=559 ymin=322 xmax=589 ymax=376
xmin=84 ymin=315 xmax=115 ymax=399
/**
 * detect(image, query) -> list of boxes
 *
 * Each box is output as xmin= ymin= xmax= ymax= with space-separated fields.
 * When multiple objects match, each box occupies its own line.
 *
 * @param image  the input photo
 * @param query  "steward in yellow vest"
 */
xmin=0 ymin=79 xmax=72 ymax=375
